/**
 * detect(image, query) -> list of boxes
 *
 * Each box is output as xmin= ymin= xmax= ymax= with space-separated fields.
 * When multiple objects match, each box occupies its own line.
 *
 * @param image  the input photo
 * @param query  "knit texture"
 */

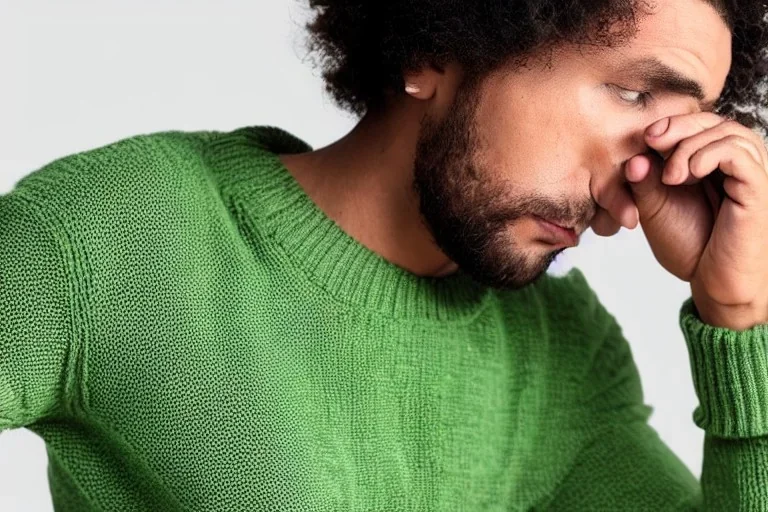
xmin=1 ymin=125 xmax=767 ymax=511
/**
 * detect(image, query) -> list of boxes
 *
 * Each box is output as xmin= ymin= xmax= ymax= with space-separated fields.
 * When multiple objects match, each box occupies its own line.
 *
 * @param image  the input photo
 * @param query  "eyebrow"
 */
xmin=618 ymin=57 xmax=719 ymax=112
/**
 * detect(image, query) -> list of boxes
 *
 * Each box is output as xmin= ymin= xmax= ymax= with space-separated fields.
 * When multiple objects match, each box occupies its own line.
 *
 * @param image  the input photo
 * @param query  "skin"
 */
xmin=281 ymin=0 xmax=768 ymax=329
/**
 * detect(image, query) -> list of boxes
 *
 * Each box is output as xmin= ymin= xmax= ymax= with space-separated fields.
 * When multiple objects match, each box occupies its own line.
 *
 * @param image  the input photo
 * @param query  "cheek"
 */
xmin=475 ymin=76 xmax=639 ymax=190
xmin=584 ymin=139 xmax=615 ymax=175
xmin=475 ymin=99 xmax=573 ymax=182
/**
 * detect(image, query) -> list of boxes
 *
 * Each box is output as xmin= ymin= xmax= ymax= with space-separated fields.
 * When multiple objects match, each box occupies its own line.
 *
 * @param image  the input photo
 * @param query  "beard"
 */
xmin=412 ymin=76 xmax=581 ymax=291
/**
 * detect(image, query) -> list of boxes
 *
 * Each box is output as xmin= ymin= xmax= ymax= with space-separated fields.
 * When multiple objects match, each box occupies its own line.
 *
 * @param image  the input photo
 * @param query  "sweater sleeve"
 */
xmin=534 ymin=271 xmax=768 ymax=510
xmin=0 ymin=188 xmax=74 ymax=431
xmin=678 ymin=296 xmax=768 ymax=509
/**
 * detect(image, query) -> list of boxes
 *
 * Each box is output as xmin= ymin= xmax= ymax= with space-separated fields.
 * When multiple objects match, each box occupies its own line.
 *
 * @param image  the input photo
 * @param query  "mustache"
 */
xmin=482 ymin=196 xmax=595 ymax=234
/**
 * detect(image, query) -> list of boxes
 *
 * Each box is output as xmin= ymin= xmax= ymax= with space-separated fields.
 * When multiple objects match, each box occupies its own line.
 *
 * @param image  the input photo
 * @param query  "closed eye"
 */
xmin=609 ymin=84 xmax=654 ymax=109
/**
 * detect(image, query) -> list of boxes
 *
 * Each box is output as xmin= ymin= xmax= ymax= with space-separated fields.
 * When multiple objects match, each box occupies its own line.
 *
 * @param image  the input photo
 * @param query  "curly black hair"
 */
xmin=304 ymin=0 xmax=767 ymax=133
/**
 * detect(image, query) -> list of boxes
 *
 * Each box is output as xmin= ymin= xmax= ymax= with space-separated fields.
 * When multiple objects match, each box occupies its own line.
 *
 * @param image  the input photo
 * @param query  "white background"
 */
xmin=2 ymin=0 xmax=751 ymax=509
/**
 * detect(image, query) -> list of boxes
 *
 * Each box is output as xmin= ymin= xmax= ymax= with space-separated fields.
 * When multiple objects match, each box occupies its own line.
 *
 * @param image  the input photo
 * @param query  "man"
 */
xmin=1 ymin=0 xmax=767 ymax=509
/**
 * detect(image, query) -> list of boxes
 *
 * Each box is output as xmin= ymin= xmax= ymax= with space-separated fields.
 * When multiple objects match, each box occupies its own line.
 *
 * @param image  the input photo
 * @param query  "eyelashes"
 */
xmin=609 ymin=84 xmax=654 ymax=109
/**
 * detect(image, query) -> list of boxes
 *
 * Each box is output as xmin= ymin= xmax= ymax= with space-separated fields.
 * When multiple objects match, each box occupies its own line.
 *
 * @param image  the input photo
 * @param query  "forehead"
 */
xmin=603 ymin=0 xmax=732 ymax=98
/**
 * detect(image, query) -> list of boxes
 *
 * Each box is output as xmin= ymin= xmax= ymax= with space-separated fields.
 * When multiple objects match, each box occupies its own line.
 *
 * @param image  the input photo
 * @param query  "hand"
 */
xmin=625 ymin=112 xmax=768 ymax=330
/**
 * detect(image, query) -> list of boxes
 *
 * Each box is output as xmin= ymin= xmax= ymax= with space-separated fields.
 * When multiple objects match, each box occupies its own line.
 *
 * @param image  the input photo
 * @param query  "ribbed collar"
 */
xmin=205 ymin=125 xmax=494 ymax=324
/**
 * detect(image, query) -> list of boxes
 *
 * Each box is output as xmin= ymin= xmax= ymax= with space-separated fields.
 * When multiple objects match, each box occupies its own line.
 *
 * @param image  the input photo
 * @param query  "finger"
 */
xmin=589 ymin=208 xmax=623 ymax=237
xmin=737 ymin=122 xmax=768 ymax=171
xmin=689 ymin=136 xmax=768 ymax=208
xmin=662 ymin=120 xmax=766 ymax=186
xmin=645 ymin=112 xmax=726 ymax=159
xmin=625 ymin=152 xmax=669 ymax=223
xmin=747 ymin=125 xmax=768 ymax=170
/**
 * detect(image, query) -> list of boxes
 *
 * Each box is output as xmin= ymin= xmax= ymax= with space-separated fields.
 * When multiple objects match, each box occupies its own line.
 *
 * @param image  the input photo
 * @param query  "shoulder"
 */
xmin=4 ymin=128 xmax=234 ymax=246
xmin=535 ymin=266 xmax=627 ymax=350
xmin=497 ymin=267 xmax=644 ymax=402
xmin=541 ymin=268 xmax=645 ymax=407
xmin=10 ymin=129 xmax=215 ymax=210
xmin=1 ymin=128 xmax=238 ymax=287
xmin=501 ymin=266 xmax=618 ymax=332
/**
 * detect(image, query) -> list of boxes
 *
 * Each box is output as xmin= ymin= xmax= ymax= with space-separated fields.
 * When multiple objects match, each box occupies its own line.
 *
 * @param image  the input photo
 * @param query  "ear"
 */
xmin=403 ymin=73 xmax=438 ymax=100
xmin=403 ymin=62 xmax=461 ymax=101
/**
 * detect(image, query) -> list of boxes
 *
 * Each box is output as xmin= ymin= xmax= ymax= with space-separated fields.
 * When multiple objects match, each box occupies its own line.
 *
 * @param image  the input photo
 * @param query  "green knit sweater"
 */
xmin=1 ymin=125 xmax=767 ymax=511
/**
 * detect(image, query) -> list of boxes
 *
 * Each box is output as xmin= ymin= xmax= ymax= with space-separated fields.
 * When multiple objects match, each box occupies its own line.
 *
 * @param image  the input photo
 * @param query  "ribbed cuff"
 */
xmin=680 ymin=296 xmax=768 ymax=439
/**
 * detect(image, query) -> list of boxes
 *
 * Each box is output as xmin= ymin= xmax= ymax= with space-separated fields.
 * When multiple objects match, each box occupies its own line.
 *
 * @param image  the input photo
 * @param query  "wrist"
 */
xmin=692 ymin=294 xmax=768 ymax=330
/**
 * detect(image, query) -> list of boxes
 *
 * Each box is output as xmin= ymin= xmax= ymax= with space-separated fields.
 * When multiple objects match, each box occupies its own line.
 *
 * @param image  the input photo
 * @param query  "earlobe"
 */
xmin=403 ymin=67 xmax=443 ymax=100
xmin=403 ymin=62 xmax=461 ymax=103
xmin=405 ymin=83 xmax=422 ymax=95
xmin=403 ymin=80 xmax=440 ymax=101
xmin=404 ymin=78 xmax=434 ymax=99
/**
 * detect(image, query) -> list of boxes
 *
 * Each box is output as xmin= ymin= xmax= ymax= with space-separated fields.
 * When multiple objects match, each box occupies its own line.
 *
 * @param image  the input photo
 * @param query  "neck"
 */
xmin=278 ymin=104 xmax=459 ymax=278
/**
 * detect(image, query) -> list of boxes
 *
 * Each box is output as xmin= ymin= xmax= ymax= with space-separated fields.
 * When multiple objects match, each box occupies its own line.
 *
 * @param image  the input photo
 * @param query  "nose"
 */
xmin=587 ymin=130 xmax=648 ymax=236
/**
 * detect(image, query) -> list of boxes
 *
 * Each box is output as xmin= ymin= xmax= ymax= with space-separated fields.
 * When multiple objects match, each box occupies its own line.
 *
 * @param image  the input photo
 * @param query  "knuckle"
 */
xmin=698 ymin=112 xmax=724 ymax=129
xmin=667 ymin=152 xmax=688 ymax=174
xmin=688 ymin=152 xmax=703 ymax=175
xmin=726 ymin=135 xmax=760 ymax=160
xmin=677 ymin=137 xmax=697 ymax=154
xmin=717 ymin=112 xmax=734 ymax=123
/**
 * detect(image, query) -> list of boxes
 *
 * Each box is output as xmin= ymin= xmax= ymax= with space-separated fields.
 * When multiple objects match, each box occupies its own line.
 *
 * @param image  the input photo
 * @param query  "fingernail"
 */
xmin=647 ymin=118 xmax=670 ymax=137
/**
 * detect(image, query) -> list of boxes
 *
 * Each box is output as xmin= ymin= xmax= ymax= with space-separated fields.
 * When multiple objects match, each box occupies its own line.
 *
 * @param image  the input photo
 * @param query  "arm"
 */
xmin=535 ymin=274 xmax=768 ymax=510
xmin=1 ymin=133 xmax=180 ymax=432
xmin=0 ymin=187 xmax=75 ymax=431
xmin=680 ymin=296 xmax=768 ymax=510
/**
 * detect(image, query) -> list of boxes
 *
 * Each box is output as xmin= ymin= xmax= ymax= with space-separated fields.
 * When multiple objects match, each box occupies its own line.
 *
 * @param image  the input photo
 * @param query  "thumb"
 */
xmin=625 ymin=152 xmax=669 ymax=221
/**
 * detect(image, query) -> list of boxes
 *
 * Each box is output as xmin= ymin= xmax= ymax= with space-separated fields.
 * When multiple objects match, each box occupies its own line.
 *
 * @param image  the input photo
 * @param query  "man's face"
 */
xmin=413 ymin=0 xmax=732 ymax=290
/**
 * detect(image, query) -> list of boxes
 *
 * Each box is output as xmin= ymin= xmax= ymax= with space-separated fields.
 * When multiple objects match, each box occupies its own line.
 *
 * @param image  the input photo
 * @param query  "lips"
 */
xmin=534 ymin=216 xmax=580 ymax=247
